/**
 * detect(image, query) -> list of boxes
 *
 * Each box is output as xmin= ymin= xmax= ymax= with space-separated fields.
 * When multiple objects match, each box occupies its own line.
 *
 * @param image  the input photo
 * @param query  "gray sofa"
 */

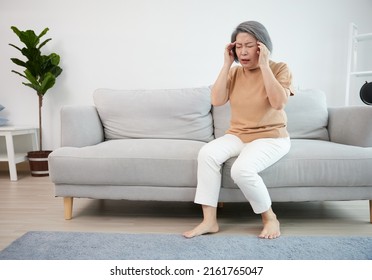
xmin=48 ymin=87 xmax=372 ymax=222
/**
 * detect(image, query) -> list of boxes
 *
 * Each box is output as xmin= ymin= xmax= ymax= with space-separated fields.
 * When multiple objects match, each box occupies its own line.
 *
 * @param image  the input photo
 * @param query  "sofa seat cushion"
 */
xmin=49 ymin=139 xmax=205 ymax=187
xmin=222 ymin=139 xmax=372 ymax=189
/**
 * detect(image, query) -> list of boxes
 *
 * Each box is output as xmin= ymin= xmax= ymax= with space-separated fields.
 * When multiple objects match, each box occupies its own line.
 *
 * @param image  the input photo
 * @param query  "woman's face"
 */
xmin=234 ymin=32 xmax=259 ymax=70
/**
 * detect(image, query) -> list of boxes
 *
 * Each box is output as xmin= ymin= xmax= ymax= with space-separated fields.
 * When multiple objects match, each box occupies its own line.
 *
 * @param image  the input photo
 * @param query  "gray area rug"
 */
xmin=0 ymin=231 xmax=371 ymax=260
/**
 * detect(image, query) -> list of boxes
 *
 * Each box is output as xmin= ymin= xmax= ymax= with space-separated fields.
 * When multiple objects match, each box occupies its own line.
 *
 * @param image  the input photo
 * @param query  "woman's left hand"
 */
xmin=257 ymin=41 xmax=270 ymax=68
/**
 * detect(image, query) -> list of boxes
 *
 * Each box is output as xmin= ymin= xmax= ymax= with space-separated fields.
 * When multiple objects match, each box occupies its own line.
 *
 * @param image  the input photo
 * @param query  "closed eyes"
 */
xmin=236 ymin=44 xmax=255 ymax=48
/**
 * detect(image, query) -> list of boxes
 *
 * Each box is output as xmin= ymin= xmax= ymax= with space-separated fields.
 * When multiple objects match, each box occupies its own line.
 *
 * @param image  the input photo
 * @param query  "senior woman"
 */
xmin=183 ymin=21 xmax=294 ymax=239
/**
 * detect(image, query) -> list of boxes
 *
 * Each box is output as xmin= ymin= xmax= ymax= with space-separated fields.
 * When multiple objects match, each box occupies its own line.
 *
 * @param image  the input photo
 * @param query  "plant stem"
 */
xmin=38 ymin=94 xmax=43 ymax=151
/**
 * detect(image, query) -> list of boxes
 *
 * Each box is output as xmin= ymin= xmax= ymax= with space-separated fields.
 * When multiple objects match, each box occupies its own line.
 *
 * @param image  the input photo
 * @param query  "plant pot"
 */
xmin=27 ymin=150 xmax=52 ymax=177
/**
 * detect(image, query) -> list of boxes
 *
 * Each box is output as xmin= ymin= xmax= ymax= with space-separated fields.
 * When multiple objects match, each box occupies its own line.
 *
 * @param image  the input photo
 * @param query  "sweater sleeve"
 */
xmin=271 ymin=62 xmax=295 ymax=96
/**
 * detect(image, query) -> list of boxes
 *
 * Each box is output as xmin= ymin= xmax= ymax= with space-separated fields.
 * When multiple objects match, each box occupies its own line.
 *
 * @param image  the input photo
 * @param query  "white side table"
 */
xmin=0 ymin=126 xmax=39 ymax=181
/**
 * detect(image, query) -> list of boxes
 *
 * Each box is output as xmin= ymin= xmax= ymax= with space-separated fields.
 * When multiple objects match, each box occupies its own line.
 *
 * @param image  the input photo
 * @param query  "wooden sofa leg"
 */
xmin=370 ymin=200 xmax=372 ymax=224
xmin=64 ymin=197 xmax=73 ymax=220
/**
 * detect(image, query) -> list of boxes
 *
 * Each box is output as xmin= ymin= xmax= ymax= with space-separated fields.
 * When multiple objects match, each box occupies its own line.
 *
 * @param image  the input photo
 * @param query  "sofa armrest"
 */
xmin=328 ymin=106 xmax=372 ymax=147
xmin=61 ymin=105 xmax=104 ymax=147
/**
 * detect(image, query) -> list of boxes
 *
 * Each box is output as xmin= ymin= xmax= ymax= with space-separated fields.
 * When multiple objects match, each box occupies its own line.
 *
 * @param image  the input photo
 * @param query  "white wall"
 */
xmin=1 ymin=0 xmax=372 ymax=150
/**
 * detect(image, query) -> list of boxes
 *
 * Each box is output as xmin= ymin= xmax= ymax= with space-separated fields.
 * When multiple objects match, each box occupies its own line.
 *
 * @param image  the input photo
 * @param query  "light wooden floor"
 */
xmin=1 ymin=170 xmax=371 ymax=251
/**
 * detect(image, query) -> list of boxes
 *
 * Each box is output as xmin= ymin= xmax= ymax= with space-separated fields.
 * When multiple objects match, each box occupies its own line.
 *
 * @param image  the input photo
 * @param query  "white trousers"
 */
xmin=194 ymin=134 xmax=291 ymax=214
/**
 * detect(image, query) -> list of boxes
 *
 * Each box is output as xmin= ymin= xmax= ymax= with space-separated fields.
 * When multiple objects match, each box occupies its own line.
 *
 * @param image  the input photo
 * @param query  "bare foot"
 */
xmin=259 ymin=209 xmax=281 ymax=239
xmin=183 ymin=221 xmax=219 ymax=238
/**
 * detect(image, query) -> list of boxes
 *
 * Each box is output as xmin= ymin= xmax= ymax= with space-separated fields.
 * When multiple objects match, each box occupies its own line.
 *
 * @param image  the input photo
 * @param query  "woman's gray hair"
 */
xmin=231 ymin=21 xmax=272 ymax=62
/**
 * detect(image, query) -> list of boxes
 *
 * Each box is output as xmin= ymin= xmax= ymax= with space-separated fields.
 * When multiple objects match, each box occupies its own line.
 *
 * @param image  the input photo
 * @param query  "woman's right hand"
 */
xmin=224 ymin=42 xmax=236 ymax=66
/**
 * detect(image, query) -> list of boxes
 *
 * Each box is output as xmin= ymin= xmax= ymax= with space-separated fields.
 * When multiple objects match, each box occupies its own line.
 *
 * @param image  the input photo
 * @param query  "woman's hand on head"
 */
xmin=257 ymin=41 xmax=270 ymax=68
xmin=224 ymin=42 xmax=236 ymax=66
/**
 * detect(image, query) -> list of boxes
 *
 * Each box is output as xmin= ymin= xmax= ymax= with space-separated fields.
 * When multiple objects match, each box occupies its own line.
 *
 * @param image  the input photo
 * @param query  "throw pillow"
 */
xmin=0 ymin=117 xmax=8 ymax=126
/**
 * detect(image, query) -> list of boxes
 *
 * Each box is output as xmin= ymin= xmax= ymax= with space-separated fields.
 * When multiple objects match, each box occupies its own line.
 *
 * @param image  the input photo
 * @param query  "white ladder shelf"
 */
xmin=345 ymin=23 xmax=372 ymax=105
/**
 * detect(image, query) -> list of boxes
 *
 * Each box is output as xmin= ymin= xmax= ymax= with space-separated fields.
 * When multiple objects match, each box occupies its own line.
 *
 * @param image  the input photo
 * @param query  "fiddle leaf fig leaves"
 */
xmin=9 ymin=26 xmax=62 ymax=96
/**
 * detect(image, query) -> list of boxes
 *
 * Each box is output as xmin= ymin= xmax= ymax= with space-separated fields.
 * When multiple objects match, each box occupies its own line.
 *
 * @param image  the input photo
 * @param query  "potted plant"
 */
xmin=9 ymin=26 xmax=63 ymax=176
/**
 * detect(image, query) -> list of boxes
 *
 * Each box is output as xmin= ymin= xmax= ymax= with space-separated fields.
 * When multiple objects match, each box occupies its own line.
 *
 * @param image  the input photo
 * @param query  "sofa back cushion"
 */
xmin=93 ymin=87 xmax=214 ymax=142
xmin=212 ymin=89 xmax=329 ymax=141
xmin=285 ymin=89 xmax=329 ymax=140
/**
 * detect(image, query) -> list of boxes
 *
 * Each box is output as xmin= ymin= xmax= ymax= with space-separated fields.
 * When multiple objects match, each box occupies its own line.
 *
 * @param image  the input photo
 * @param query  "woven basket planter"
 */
xmin=27 ymin=150 xmax=52 ymax=177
